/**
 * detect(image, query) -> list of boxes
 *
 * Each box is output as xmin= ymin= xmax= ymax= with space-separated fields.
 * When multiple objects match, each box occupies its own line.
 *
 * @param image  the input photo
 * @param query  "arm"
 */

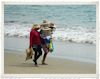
xmin=29 ymin=31 xmax=33 ymax=48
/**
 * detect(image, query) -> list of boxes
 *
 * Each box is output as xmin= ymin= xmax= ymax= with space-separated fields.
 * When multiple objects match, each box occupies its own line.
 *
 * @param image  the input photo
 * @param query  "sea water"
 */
xmin=4 ymin=5 xmax=96 ymax=44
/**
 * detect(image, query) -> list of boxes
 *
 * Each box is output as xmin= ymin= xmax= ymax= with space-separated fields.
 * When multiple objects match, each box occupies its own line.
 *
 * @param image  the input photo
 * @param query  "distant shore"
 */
xmin=4 ymin=50 xmax=96 ymax=74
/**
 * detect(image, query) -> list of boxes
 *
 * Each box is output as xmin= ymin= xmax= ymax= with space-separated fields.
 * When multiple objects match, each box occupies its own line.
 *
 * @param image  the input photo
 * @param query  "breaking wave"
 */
xmin=4 ymin=24 xmax=96 ymax=44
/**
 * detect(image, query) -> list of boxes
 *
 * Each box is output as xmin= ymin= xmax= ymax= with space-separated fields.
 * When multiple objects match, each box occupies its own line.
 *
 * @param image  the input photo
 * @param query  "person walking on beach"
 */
xmin=40 ymin=20 xmax=55 ymax=65
xmin=29 ymin=24 xmax=42 ymax=66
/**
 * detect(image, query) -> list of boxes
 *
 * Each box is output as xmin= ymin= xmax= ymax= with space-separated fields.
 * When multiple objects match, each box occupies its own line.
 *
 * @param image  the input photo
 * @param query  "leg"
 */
xmin=42 ymin=53 xmax=48 ymax=64
xmin=36 ymin=45 xmax=42 ymax=60
xmin=42 ymin=44 xmax=49 ymax=65
xmin=33 ymin=48 xmax=38 ymax=65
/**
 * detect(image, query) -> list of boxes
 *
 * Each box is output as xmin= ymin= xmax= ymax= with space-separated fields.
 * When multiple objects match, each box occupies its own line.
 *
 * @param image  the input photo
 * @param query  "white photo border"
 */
xmin=1 ymin=1 xmax=99 ymax=79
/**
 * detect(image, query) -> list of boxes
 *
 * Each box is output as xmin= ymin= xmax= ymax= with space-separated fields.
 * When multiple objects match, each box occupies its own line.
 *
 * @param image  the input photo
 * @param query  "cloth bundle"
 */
xmin=49 ymin=39 xmax=54 ymax=52
xmin=44 ymin=36 xmax=54 ymax=52
xmin=25 ymin=47 xmax=34 ymax=61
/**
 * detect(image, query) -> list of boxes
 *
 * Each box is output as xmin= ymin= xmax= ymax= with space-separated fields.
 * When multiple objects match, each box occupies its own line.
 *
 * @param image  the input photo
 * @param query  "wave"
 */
xmin=52 ymin=27 xmax=96 ymax=44
xmin=4 ymin=24 xmax=96 ymax=44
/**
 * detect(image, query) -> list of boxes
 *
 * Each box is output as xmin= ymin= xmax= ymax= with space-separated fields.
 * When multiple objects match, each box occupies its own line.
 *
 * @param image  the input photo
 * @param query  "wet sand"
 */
xmin=4 ymin=50 xmax=96 ymax=74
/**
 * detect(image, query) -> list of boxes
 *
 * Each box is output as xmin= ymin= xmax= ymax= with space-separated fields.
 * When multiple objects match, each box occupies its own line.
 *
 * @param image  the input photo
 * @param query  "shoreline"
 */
xmin=4 ymin=50 xmax=96 ymax=74
xmin=4 ymin=37 xmax=96 ymax=64
xmin=4 ymin=49 xmax=96 ymax=64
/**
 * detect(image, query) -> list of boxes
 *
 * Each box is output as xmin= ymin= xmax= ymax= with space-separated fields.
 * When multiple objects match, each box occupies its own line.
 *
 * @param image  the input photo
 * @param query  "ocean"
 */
xmin=4 ymin=5 xmax=96 ymax=44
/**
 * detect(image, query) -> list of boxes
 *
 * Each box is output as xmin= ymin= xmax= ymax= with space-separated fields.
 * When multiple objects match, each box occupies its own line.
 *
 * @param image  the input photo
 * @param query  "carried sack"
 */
xmin=25 ymin=47 xmax=34 ymax=61
xmin=49 ymin=39 xmax=54 ymax=52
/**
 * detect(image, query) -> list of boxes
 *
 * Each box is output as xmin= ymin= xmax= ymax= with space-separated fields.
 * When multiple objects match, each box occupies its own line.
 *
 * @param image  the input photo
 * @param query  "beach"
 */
xmin=4 ymin=50 xmax=96 ymax=74
xmin=4 ymin=37 xmax=96 ymax=74
xmin=4 ymin=5 xmax=96 ymax=74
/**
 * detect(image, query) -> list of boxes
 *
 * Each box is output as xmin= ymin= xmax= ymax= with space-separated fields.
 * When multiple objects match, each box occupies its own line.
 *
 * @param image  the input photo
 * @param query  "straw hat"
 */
xmin=42 ymin=20 xmax=55 ymax=28
xmin=40 ymin=20 xmax=50 ymax=30
xmin=40 ymin=20 xmax=55 ymax=31
xmin=41 ymin=20 xmax=49 ymax=25
xmin=41 ymin=26 xmax=51 ymax=31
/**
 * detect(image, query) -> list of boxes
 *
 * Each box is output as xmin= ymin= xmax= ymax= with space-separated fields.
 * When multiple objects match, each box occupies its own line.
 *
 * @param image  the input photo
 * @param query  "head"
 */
xmin=50 ymin=23 xmax=54 ymax=27
xmin=49 ymin=23 xmax=55 ymax=31
xmin=32 ymin=24 xmax=40 ymax=30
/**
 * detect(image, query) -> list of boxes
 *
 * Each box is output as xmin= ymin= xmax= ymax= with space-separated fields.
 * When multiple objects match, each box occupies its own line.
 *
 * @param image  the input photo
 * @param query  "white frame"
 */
xmin=1 ymin=1 xmax=99 ymax=78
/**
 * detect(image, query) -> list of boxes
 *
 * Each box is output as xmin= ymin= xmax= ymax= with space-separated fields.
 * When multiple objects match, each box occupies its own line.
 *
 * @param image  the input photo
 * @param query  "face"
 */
xmin=34 ymin=28 xmax=39 ymax=30
xmin=35 ymin=25 xmax=40 ymax=30
xmin=50 ymin=23 xmax=54 ymax=27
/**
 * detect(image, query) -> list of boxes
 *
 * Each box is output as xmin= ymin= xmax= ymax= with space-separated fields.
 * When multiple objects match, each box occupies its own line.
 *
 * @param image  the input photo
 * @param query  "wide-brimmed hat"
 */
xmin=40 ymin=20 xmax=49 ymax=26
xmin=41 ymin=26 xmax=51 ymax=31
xmin=40 ymin=20 xmax=55 ymax=30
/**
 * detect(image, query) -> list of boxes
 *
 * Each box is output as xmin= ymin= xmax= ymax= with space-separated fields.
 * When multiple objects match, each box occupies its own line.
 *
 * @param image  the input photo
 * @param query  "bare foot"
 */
xmin=34 ymin=64 xmax=39 ymax=67
xmin=42 ymin=63 xmax=48 ymax=65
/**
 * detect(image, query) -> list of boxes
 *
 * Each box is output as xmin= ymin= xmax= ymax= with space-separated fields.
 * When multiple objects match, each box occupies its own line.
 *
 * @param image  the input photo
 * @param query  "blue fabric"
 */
xmin=44 ymin=36 xmax=51 ymax=44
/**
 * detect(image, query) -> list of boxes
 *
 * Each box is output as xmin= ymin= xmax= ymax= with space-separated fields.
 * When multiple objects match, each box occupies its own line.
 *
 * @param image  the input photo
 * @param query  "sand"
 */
xmin=4 ymin=37 xmax=96 ymax=63
xmin=4 ymin=50 xmax=96 ymax=74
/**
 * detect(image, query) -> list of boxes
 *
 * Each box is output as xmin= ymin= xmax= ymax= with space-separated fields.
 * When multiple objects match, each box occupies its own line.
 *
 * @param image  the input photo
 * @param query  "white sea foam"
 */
xmin=52 ymin=27 xmax=96 ymax=44
xmin=4 ymin=24 xmax=96 ymax=44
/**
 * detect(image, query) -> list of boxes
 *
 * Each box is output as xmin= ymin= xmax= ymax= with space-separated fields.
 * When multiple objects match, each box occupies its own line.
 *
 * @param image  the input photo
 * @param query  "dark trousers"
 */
xmin=33 ymin=45 xmax=42 ymax=62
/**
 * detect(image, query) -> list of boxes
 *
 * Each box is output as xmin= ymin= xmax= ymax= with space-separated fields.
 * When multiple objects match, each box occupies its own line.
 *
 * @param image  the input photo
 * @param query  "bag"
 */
xmin=49 ymin=39 xmax=54 ymax=52
xmin=25 ymin=47 xmax=34 ymax=61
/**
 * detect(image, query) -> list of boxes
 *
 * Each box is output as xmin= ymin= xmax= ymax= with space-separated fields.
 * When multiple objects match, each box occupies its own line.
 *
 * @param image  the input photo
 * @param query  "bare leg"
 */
xmin=41 ymin=44 xmax=49 ymax=65
xmin=42 ymin=53 xmax=48 ymax=64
